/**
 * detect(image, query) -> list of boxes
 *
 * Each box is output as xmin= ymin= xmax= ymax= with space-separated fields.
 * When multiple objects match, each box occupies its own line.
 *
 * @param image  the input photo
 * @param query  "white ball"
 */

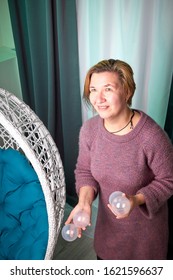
xmin=109 ymin=191 xmax=130 ymax=216
xmin=73 ymin=210 xmax=90 ymax=228
xmin=61 ymin=224 xmax=78 ymax=241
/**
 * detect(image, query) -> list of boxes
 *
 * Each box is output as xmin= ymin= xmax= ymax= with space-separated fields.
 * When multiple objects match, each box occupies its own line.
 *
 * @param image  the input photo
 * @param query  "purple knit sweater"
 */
xmin=75 ymin=110 xmax=173 ymax=259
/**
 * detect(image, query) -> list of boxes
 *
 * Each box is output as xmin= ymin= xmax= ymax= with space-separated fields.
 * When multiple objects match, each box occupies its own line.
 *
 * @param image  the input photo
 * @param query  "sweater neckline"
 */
xmin=98 ymin=110 xmax=147 ymax=143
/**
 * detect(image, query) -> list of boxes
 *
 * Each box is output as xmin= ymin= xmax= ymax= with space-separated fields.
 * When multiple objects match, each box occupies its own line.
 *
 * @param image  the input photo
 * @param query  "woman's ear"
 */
xmin=125 ymin=90 xmax=132 ymax=106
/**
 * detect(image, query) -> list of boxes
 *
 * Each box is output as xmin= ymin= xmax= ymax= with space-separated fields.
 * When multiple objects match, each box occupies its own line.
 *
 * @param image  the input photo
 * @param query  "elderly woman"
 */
xmin=66 ymin=59 xmax=173 ymax=260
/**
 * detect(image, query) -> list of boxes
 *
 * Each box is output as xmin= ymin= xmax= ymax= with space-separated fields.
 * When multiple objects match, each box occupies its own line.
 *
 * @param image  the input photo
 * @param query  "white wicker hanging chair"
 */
xmin=0 ymin=88 xmax=66 ymax=259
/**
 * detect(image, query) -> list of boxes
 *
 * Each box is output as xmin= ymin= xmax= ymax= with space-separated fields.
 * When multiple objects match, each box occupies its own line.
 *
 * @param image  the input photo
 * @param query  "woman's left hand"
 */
xmin=107 ymin=193 xmax=145 ymax=219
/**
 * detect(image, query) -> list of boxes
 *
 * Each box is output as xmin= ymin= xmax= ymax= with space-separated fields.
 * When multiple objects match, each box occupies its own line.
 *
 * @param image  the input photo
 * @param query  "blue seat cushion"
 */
xmin=0 ymin=148 xmax=48 ymax=259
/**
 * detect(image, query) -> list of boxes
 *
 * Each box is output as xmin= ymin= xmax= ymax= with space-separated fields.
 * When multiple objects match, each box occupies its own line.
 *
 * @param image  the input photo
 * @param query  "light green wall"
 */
xmin=0 ymin=0 xmax=22 ymax=99
xmin=0 ymin=0 xmax=14 ymax=48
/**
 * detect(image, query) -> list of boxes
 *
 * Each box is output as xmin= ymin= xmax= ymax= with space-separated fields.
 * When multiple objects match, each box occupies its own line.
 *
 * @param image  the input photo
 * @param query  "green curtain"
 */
xmin=8 ymin=0 xmax=82 ymax=200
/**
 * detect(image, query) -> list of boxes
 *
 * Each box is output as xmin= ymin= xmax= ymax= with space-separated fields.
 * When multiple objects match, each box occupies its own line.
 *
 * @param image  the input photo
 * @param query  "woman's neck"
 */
xmin=104 ymin=108 xmax=134 ymax=135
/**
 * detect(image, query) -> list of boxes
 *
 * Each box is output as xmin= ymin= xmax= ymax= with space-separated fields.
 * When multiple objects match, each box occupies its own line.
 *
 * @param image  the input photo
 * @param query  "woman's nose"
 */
xmin=96 ymin=91 xmax=106 ymax=103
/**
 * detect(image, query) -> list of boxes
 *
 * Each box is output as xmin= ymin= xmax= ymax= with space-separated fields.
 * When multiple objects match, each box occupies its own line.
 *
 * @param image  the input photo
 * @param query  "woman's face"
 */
xmin=89 ymin=72 xmax=127 ymax=121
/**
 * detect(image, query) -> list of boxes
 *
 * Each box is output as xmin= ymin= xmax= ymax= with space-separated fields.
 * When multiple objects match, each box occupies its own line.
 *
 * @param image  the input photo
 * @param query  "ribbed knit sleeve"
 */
xmin=138 ymin=124 xmax=173 ymax=219
xmin=75 ymin=117 xmax=100 ymax=196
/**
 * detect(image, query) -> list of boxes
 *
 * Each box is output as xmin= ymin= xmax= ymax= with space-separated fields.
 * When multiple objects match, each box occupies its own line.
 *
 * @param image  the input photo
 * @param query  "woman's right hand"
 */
xmin=65 ymin=203 xmax=92 ymax=238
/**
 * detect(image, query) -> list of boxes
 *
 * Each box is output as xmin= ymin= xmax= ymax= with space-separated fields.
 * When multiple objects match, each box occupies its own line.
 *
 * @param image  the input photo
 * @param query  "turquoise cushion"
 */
xmin=0 ymin=148 xmax=48 ymax=259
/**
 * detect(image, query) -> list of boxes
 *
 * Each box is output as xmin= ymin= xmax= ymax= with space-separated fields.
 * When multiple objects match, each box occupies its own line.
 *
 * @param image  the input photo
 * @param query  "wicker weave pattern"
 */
xmin=0 ymin=88 xmax=66 ymax=259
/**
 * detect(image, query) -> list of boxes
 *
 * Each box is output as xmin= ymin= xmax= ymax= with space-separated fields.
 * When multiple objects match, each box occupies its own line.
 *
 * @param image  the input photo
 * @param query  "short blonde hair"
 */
xmin=83 ymin=59 xmax=136 ymax=106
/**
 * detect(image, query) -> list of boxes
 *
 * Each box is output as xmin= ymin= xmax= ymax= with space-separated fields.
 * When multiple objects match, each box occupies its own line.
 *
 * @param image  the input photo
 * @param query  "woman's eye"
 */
xmin=90 ymin=88 xmax=96 ymax=93
xmin=105 ymin=87 xmax=112 ymax=92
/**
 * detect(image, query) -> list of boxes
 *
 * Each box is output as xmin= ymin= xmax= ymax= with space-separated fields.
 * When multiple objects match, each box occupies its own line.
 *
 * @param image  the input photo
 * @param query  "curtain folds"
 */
xmin=8 ymin=0 xmax=82 ymax=198
xmin=76 ymin=0 xmax=173 ymax=128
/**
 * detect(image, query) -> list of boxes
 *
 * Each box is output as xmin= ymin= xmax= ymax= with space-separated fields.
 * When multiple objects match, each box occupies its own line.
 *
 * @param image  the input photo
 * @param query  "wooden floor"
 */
xmin=53 ymin=202 xmax=97 ymax=260
xmin=53 ymin=233 xmax=96 ymax=260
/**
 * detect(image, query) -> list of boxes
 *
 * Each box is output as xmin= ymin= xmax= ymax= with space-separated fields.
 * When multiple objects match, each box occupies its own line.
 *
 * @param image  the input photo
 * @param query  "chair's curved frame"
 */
xmin=0 ymin=88 xmax=66 ymax=259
